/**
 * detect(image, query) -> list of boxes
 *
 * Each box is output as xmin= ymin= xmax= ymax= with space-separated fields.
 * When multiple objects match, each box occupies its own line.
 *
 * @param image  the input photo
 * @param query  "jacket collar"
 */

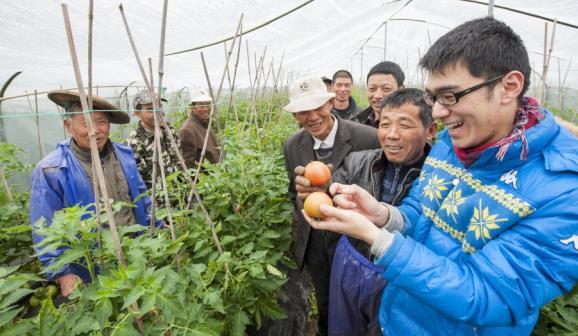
xmin=439 ymin=107 xmax=574 ymax=172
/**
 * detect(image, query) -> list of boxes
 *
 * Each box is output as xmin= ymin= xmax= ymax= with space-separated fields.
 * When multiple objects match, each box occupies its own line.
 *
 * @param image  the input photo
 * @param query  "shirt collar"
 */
xmin=312 ymin=115 xmax=338 ymax=150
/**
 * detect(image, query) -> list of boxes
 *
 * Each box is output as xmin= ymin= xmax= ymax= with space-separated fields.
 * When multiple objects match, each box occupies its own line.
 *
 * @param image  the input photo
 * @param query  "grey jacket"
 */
xmin=332 ymin=146 xmax=430 ymax=257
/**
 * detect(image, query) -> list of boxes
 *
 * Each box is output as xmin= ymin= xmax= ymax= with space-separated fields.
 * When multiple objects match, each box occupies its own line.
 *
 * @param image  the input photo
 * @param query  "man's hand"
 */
xmin=302 ymin=205 xmax=381 ymax=245
xmin=329 ymin=183 xmax=390 ymax=227
xmin=57 ymin=273 xmax=81 ymax=297
xmin=294 ymin=164 xmax=334 ymax=201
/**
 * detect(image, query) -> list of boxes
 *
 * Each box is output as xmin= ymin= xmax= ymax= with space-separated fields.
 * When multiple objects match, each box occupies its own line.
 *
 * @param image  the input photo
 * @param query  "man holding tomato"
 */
xmin=304 ymin=17 xmax=578 ymax=335
xmin=282 ymin=76 xmax=380 ymax=335
xmin=328 ymin=88 xmax=436 ymax=335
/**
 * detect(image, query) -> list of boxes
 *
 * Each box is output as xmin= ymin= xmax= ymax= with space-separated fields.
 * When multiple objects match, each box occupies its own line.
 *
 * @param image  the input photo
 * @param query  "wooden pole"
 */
xmin=61 ymin=3 xmax=125 ymax=267
xmin=34 ymin=91 xmax=46 ymax=159
xmin=118 ymin=3 xmax=226 ymax=262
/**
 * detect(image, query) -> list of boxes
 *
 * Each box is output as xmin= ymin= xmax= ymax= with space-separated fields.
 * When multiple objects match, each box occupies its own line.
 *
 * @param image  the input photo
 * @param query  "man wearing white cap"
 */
xmin=179 ymin=90 xmax=220 ymax=169
xmin=282 ymin=76 xmax=379 ymax=335
xmin=30 ymin=90 xmax=162 ymax=297
xmin=125 ymin=89 xmax=180 ymax=190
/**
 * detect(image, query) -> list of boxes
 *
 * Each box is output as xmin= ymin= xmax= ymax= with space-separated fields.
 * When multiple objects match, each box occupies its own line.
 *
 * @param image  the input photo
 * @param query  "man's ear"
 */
xmin=63 ymin=119 xmax=71 ymax=134
xmin=426 ymin=122 xmax=438 ymax=142
xmin=500 ymin=70 xmax=524 ymax=105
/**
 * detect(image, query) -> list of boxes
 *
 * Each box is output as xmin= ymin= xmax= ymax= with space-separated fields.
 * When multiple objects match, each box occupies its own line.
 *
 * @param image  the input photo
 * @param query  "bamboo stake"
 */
xmin=0 ymin=169 xmax=12 ymax=202
xmin=190 ymin=15 xmax=244 ymax=190
xmin=88 ymin=0 xmax=94 ymax=111
xmin=33 ymin=90 xmax=45 ymax=157
xmin=152 ymin=0 xmax=173 ymax=245
xmin=273 ymin=51 xmax=285 ymax=93
xmin=61 ymin=10 xmax=138 ymax=326
xmin=539 ymin=22 xmax=549 ymax=104
xmin=86 ymin=0 xmax=104 ymax=273
xmin=246 ymin=40 xmax=253 ymax=90
xmin=226 ymin=24 xmax=243 ymax=123
xmin=118 ymin=3 xmax=226 ymax=262
xmin=61 ymin=2 xmax=125 ymax=268
xmin=118 ymin=4 xmax=160 ymax=232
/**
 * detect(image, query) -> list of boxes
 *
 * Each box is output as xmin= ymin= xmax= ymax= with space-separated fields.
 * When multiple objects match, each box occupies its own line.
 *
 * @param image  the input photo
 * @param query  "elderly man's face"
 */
xmin=293 ymin=101 xmax=334 ymax=140
xmin=64 ymin=110 xmax=111 ymax=152
xmin=190 ymin=101 xmax=212 ymax=123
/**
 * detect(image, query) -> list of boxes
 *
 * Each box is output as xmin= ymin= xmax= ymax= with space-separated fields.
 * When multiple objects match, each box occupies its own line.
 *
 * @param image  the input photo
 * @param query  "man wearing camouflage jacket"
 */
xmin=125 ymin=90 xmax=181 ymax=190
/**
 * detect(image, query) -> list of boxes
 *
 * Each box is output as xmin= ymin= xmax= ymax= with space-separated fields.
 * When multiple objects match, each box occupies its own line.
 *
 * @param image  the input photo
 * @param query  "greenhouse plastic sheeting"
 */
xmin=1 ymin=0 xmax=578 ymax=93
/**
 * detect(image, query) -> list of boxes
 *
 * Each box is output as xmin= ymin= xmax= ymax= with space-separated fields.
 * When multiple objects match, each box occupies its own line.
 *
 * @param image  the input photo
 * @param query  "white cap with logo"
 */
xmin=283 ymin=76 xmax=335 ymax=113
xmin=190 ymin=90 xmax=212 ymax=103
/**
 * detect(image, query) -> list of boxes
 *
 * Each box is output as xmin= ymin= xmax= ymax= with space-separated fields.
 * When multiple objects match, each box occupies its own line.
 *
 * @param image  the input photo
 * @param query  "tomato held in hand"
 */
xmin=304 ymin=192 xmax=333 ymax=218
xmin=304 ymin=161 xmax=331 ymax=186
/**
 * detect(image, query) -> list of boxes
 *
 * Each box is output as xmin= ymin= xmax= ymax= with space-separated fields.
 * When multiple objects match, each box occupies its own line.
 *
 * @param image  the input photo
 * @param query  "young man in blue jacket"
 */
xmin=30 ymin=90 xmax=161 ymax=297
xmin=305 ymin=17 xmax=578 ymax=335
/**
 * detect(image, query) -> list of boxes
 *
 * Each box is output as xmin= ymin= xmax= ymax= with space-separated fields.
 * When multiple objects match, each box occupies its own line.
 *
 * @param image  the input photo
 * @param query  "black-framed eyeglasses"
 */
xmin=424 ymin=73 xmax=506 ymax=107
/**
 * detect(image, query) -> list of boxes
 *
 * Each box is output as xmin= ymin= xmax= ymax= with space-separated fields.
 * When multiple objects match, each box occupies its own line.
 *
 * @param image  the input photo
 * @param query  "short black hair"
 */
xmin=367 ymin=61 xmax=404 ymax=86
xmin=420 ymin=17 xmax=530 ymax=101
xmin=332 ymin=70 xmax=353 ymax=83
xmin=381 ymin=88 xmax=433 ymax=127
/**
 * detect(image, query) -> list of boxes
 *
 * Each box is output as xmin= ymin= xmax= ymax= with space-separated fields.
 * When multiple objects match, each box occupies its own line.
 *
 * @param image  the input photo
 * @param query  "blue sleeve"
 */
xmin=29 ymin=166 xmax=77 ymax=280
xmin=375 ymin=188 xmax=578 ymax=327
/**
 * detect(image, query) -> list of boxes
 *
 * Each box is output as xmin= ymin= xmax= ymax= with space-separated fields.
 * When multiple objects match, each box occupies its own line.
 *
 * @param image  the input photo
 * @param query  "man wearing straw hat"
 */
xmin=126 ymin=89 xmax=181 ymax=190
xmin=30 ymin=90 xmax=162 ymax=297
xmin=179 ymin=90 xmax=221 ymax=170
xmin=282 ymin=76 xmax=379 ymax=335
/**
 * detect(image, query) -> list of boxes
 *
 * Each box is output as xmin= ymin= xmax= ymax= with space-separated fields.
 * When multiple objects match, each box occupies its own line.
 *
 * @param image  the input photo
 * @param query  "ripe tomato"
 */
xmin=304 ymin=161 xmax=331 ymax=186
xmin=304 ymin=192 xmax=333 ymax=218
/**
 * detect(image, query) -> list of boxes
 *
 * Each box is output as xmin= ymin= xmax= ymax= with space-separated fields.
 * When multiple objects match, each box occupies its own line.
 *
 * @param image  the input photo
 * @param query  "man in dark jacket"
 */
xmin=329 ymin=88 xmax=436 ymax=335
xmin=179 ymin=90 xmax=221 ymax=169
xmin=283 ymin=76 xmax=379 ymax=335
xmin=330 ymin=70 xmax=363 ymax=120
xmin=352 ymin=61 xmax=405 ymax=127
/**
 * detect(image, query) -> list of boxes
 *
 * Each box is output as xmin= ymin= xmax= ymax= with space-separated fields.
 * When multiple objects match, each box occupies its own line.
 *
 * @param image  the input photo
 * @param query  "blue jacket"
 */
xmin=375 ymin=109 xmax=578 ymax=335
xmin=30 ymin=138 xmax=160 ymax=283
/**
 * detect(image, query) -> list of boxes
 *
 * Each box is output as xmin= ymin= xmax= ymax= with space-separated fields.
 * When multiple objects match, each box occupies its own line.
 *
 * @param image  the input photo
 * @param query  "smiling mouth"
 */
xmin=445 ymin=121 xmax=464 ymax=130
xmin=308 ymin=121 xmax=323 ymax=130
xmin=386 ymin=145 xmax=403 ymax=152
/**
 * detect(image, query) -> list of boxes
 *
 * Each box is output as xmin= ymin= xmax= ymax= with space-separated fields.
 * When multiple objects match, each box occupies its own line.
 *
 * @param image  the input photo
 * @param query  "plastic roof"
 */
xmin=1 ymin=0 xmax=578 ymax=95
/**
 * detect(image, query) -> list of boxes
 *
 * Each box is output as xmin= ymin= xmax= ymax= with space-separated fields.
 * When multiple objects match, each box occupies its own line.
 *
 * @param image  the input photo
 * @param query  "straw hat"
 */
xmin=47 ymin=90 xmax=130 ymax=124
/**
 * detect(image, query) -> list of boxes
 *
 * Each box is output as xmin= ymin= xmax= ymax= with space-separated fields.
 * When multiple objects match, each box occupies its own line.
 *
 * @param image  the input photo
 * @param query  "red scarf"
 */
xmin=455 ymin=97 xmax=544 ymax=167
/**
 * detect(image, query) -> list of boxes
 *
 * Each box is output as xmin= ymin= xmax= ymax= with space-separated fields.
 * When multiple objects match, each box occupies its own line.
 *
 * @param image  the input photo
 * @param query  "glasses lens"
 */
xmin=439 ymin=92 xmax=457 ymax=106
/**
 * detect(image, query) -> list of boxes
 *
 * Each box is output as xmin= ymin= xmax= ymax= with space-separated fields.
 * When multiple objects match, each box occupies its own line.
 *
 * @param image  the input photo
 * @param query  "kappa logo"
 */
xmin=500 ymin=170 xmax=518 ymax=189
xmin=560 ymin=235 xmax=578 ymax=250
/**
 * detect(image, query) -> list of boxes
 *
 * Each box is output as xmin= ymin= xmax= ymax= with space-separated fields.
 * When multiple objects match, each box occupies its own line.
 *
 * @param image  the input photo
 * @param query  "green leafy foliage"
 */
xmin=533 ymin=285 xmax=578 ymax=336
xmin=0 ymin=92 xmax=300 ymax=335
xmin=0 ymin=143 xmax=36 ymax=272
